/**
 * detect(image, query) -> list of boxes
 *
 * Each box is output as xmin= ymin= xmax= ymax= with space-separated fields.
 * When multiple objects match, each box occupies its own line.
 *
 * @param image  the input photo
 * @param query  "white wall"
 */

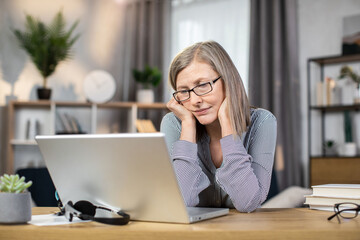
xmin=298 ymin=0 xmax=360 ymax=186
xmin=0 ymin=0 xmax=127 ymax=105
xmin=0 ymin=0 xmax=128 ymax=173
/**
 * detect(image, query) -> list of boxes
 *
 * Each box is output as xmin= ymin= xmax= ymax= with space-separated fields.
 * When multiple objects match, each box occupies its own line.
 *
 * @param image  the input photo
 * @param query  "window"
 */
xmin=171 ymin=0 xmax=250 ymax=92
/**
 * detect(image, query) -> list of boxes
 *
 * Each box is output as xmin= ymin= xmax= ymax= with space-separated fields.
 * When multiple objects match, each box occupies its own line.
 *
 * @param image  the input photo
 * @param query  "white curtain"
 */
xmin=170 ymin=0 xmax=250 ymax=94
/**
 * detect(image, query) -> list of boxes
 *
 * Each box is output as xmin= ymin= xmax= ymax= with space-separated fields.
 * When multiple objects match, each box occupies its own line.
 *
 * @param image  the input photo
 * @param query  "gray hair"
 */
xmin=169 ymin=41 xmax=250 ymax=137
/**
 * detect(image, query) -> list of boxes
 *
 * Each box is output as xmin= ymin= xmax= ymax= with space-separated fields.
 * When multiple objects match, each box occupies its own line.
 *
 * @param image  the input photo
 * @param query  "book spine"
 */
xmin=58 ymin=112 xmax=72 ymax=133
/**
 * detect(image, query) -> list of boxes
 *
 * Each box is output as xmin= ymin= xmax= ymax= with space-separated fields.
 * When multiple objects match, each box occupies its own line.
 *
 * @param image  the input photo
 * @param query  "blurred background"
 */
xmin=1 ymin=0 xmax=360 ymax=199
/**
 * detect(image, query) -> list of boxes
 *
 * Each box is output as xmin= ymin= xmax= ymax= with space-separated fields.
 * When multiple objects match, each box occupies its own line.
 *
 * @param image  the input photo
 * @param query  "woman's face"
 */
xmin=176 ymin=60 xmax=225 ymax=126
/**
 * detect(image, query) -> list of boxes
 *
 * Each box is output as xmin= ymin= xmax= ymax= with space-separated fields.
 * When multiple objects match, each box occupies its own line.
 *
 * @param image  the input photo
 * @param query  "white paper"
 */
xmin=29 ymin=214 xmax=90 ymax=226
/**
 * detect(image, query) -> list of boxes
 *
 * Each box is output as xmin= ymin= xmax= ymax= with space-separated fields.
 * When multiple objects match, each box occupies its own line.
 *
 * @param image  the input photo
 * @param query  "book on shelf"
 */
xmin=136 ymin=119 xmax=157 ymax=133
xmin=58 ymin=112 xmax=72 ymax=132
xmin=316 ymin=77 xmax=342 ymax=106
xmin=305 ymin=184 xmax=360 ymax=211
xmin=57 ymin=111 xmax=84 ymax=134
xmin=25 ymin=119 xmax=31 ymax=139
xmin=65 ymin=113 xmax=79 ymax=133
xmin=25 ymin=119 xmax=41 ymax=140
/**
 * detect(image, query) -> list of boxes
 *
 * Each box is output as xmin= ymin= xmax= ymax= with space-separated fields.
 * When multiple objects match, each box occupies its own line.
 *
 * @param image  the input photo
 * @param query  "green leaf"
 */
xmin=0 ymin=176 xmax=10 ymax=185
xmin=0 ymin=174 xmax=33 ymax=193
xmin=12 ymin=10 xmax=80 ymax=87
xmin=132 ymin=65 xmax=162 ymax=89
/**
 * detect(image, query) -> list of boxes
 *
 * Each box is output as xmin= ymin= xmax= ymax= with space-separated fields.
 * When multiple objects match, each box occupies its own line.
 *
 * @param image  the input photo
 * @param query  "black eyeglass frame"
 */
xmin=172 ymin=76 xmax=221 ymax=102
xmin=327 ymin=202 xmax=360 ymax=223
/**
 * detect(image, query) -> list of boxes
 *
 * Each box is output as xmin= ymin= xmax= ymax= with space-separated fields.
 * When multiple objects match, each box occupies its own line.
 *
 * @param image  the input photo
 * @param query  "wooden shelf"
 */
xmin=97 ymin=102 xmax=167 ymax=109
xmin=311 ymin=155 xmax=360 ymax=159
xmin=54 ymin=102 xmax=93 ymax=107
xmin=308 ymin=54 xmax=360 ymax=187
xmin=136 ymin=102 xmax=168 ymax=109
xmin=310 ymin=157 xmax=360 ymax=186
xmin=11 ymin=101 xmax=52 ymax=108
xmin=308 ymin=54 xmax=360 ymax=65
xmin=9 ymin=100 xmax=168 ymax=108
xmin=6 ymin=100 xmax=168 ymax=173
xmin=10 ymin=139 xmax=37 ymax=146
xmin=310 ymin=104 xmax=360 ymax=112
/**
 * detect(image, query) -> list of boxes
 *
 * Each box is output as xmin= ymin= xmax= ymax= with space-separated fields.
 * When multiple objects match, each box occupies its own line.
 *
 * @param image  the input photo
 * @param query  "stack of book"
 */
xmin=57 ymin=112 xmax=84 ymax=134
xmin=305 ymin=184 xmax=360 ymax=211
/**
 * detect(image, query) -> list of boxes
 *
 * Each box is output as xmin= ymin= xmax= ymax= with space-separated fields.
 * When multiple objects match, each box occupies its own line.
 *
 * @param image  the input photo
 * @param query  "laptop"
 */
xmin=35 ymin=133 xmax=229 ymax=224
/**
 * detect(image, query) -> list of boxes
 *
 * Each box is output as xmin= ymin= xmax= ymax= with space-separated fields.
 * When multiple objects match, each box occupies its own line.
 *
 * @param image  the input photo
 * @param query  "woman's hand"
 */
xmin=218 ymin=97 xmax=228 ymax=120
xmin=218 ymin=98 xmax=233 ymax=137
xmin=167 ymin=98 xmax=195 ymax=123
xmin=167 ymin=98 xmax=196 ymax=142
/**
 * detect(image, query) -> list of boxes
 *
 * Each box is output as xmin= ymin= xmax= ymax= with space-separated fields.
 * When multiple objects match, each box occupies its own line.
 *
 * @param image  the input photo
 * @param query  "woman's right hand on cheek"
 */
xmin=167 ymin=98 xmax=197 ymax=142
xmin=167 ymin=98 xmax=195 ymax=124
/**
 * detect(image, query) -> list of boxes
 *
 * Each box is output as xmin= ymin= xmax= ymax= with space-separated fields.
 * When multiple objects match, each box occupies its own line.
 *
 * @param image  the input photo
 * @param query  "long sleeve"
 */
xmin=216 ymin=112 xmax=277 ymax=212
xmin=161 ymin=110 xmax=277 ymax=212
xmin=172 ymin=141 xmax=211 ymax=206
xmin=160 ymin=113 xmax=210 ymax=206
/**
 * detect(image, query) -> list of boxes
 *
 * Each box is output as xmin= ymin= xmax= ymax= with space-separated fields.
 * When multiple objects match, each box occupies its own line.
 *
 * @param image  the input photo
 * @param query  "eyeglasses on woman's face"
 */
xmin=328 ymin=202 xmax=360 ymax=223
xmin=173 ymin=76 xmax=221 ymax=102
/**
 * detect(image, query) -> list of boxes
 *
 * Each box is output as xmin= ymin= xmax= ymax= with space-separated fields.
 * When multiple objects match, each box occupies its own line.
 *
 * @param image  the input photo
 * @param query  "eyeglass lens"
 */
xmin=175 ymin=83 xmax=212 ymax=101
xmin=173 ymin=76 xmax=221 ymax=102
xmin=337 ymin=203 xmax=359 ymax=218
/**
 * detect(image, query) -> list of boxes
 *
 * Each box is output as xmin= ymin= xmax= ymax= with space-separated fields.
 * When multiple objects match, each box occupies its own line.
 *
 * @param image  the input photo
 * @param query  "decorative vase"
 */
xmin=37 ymin=88 xmax=52 ymax=100
xmin=337 ymin=142 xmax=357 ymax=157
xmin=338 ymin=78 xmax=355 ymax=105
xmin=0 ymin=192 xmax=32 ymax=224
xmin=137 ymin=89 xmax=154 ymax=103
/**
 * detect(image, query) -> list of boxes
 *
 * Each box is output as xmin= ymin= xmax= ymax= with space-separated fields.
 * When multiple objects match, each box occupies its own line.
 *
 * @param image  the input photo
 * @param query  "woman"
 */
xmin=160 ymin=41 xmax=277 ymax=212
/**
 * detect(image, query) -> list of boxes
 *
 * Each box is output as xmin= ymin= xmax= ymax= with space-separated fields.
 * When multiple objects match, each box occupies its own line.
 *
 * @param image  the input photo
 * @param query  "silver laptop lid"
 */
xmin=36 ymin=133 xmax=191 ymax=223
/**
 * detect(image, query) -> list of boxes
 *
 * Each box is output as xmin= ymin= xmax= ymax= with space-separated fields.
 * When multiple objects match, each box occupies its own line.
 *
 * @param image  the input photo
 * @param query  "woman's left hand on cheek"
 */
xmin=218 ymin=98 xmax=233 ymax=136
xmin=218 ymin=97 xmax=229 ymax=120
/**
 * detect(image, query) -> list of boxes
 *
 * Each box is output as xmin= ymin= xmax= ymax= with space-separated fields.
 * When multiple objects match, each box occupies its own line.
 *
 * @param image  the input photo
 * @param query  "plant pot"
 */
xmin=324 ymin=147 xmax=337 ymax=156
xmin=37 ymin=88 xmax=52 ymax=100
xmin=137 ymin=89 xmax=154 ymax=103
xmin=337 ymin=142 xmax=357 ymax=157
xmin=0 ymin=192 xmax=32 ymax=224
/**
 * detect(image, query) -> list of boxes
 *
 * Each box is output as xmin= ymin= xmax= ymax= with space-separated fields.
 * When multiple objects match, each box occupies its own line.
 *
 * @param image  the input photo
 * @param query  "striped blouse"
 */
xmin=160 ymin=108 xmax=277 ymax=212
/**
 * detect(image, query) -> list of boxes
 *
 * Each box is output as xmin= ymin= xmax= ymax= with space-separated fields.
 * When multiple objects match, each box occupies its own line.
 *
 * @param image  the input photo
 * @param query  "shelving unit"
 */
xmin=6 ymin=100 xmax=168 ymax=173
xmin=307 ymin=54 xmax=360 ymax=186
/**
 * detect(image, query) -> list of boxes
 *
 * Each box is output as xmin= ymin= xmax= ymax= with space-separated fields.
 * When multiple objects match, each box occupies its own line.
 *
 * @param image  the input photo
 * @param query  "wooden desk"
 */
xmin=0 ymin=207 xmax=359 ymax=240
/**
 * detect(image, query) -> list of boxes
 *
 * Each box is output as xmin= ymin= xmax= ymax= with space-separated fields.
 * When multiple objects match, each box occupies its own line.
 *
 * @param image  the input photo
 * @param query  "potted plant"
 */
xmin=13 ymin=11 xmax=80 ymax=100
xmin=338 ymin=65 xmax=360 ymax=104
xmin=338 ymin=111 xmax=357 ymax=156
xmin=132 ymin=64 xmax=162 ymax=103
xmin=0 ymin=174 xmax=33 ymax=224
xmin=323 ymin=140 xmax=337 ymax=156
